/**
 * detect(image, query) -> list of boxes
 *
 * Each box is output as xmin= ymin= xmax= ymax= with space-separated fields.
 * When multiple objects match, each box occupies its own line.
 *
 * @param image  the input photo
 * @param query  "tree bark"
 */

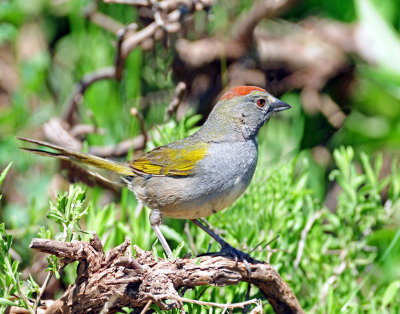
xmin=29 ymin=235 xmax=304 ymax=313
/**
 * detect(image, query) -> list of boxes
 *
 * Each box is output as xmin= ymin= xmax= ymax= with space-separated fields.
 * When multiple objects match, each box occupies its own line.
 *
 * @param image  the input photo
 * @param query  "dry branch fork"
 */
xmin=29 ymin=235 xmax=303 ymax=313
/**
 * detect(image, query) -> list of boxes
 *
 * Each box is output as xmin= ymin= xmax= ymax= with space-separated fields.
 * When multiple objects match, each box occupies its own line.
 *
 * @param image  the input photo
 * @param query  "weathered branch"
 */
xmin=88 ymin=135 xmax=146 ymax=157
xmin=57 ymin=0 xmax=213 ymax=137
xmin=84 ymin=3 xmax=125 ymax=34
xmin=29 ymin=236 xmax=304 ymax=314
xmin=166 ymin=81 xmax=186 ymax=119
xmin=175 ymin=0 xmax=295 ymax=68
xmin=233 ymin=0 xmax=297 ymax=47
xmin=130 ymin=107 xmax=148 ymax=146
xmin=62 ymin=67 xmax=116 ymax=125
xmin=42 ymin=117 xmax=146 ymax=158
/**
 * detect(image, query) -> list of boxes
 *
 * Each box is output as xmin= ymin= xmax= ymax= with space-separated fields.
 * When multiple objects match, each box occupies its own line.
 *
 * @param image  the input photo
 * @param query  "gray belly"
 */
xmin=130 ymin=140 xmax=258 ymax=219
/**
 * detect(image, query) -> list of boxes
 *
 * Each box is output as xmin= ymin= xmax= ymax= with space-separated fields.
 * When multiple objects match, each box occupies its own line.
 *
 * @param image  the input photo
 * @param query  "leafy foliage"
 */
xmin=0 ymin=164 xmax=38 ymax=313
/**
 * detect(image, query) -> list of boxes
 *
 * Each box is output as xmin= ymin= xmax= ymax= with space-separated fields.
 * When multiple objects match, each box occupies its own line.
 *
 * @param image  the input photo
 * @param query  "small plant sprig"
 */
xmin=40 ymin=184 xmax=90 ymax=280
xmin=0 ymin=163 xmax=39 ymax=313
xmin=329 ymin=147 xmax=389 ymax=236
xmin=0 ymin=223 xmax=39 ymax=314
xmin=47 ymin=184 xmax=90 ymax=242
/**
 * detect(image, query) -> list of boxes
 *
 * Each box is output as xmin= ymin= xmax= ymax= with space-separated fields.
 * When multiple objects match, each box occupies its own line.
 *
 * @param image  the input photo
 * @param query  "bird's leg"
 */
xmin=150 ymin=209 xmax=173 ymax=259
xmin=190 ymin=219 xmax=227 ymax=247
xmin=190 ymin=219 xmax=256 ymax=271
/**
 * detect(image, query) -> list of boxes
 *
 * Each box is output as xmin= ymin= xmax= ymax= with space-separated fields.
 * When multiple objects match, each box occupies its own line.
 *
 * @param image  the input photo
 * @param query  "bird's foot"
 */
xmin=190 ymin=219 xmax=259 ymax=275
xmin=219 ymin=242 xmax=253 ymax=261
xmin=199 ymin=241 xmax=259 ymax=275
xmin=219 ymin=242 xmax=257 ymax=275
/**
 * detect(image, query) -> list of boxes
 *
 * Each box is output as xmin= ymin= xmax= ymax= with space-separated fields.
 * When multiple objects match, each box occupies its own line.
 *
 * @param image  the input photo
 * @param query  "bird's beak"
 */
xmin=272 ymin=100 xmax=291 ymax=112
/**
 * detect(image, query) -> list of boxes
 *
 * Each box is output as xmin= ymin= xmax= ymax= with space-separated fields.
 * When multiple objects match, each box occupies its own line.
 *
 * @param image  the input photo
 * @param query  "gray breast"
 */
xmin=193 ymin=139 xmax=258 ymax=213
xmin=131 ymin=138 xmax=259 ymax=219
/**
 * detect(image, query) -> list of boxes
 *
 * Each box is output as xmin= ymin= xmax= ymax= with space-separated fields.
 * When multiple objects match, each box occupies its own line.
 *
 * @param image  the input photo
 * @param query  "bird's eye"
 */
xmin=256 ymin=98 xmax=266 ymax=107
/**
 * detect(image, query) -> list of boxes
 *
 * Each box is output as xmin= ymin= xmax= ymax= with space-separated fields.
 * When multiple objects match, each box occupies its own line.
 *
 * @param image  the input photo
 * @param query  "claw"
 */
xmin=220 ymin=242 xmax=255 ymax=276
xmin=243 ymin=259 xmax=251 ymax=276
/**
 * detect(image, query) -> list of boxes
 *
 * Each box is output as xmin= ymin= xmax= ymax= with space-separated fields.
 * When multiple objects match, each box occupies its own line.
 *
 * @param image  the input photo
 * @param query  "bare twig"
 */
xmin=139 ymin=300 xmax=153 ymax=314
xmin=89 ymin=12 xmax=124 ymax=34
xmin=233 ymin=0 xmax=296 ymax=47
xmin=89 ymin=135 xmax=146 ymax=157
xmin=99 ymin=295 xmax=120 ymax=314
xmin=319 ymin=94 xmax=347 ymax=128
xmin=62 ymin=67 xmax=116 ymax=124
xmin=319 ymin=249 xmax=348 ymax=304
xmin=121 ymin=20 xmax=160 ymax=57
xmin=184 ymin=220 xmax=197 ymax=255
xmin=221 ymin=302 xmax=231 ymax=314
xmin=147 ymin=293 xmax=261 ymax=310
xmin=130 ymin=107 xmax=148 ymax=145
xmin=293 ymin=210 xmax=322 ymax=270
xmin=166 ymin=81 xmax=186 ymax=119
xmin=69 ymin=124 xmax=105 ymax=138
xmin=115 ymin=23 xmax=138 ymax=80
xmin=84 ymin=3 xmax=125 ymax=34
xmin=33 ymin=272 xmax=53 ymax=312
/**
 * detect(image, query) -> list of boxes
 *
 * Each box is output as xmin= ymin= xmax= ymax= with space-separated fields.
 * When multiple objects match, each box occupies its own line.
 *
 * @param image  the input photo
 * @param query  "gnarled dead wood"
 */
xmin=29 ymin=235 xmax=304 ymax=314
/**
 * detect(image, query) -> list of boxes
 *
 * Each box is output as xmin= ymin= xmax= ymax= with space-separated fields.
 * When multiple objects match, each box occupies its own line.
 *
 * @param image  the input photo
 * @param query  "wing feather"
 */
xmin=130 ymin=141 xmax=208 ymax=176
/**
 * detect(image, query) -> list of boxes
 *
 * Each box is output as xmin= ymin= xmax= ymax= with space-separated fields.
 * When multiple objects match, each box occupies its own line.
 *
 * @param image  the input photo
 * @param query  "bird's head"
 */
xmin=199 ymin=86 xmax=291 ymax=141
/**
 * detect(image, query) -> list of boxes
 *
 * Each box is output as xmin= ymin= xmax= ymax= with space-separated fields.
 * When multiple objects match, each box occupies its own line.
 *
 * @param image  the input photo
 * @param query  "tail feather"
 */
xmin=18 ymin=137 xmax=134 ymax=176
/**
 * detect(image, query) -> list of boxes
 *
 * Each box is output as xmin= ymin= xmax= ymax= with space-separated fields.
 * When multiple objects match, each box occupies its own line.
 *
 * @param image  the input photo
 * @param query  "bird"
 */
xmin=18 ymin=86 xmax=291 ymax=261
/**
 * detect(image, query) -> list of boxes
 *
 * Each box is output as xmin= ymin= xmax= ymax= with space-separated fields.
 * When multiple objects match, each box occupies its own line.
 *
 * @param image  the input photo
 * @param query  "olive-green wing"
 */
xmin=130 ymin=141 xmax=208 ymax=176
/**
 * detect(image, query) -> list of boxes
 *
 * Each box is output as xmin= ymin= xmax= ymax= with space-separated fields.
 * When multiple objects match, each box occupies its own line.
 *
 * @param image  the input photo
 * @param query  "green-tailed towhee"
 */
xmin=19 ymin=86 xmax=291 ymax=260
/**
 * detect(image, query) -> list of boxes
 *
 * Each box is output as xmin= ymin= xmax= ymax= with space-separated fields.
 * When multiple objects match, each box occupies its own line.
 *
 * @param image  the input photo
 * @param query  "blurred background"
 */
xmin=1 ymin=0 xmax=400 ymax=312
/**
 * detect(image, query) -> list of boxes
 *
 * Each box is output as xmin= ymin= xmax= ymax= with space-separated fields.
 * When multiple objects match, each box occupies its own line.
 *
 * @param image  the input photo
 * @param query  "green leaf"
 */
xmin=0 ymin=162 xmax=12 ymax=188
xmin=360 ymin=152 xmax=376 ymax=186
xmin=0 ymin=297 xmax=19 ymax=307
xmin=185 ymin=114 xmax=202 ymax=129
xmin=38 ymin=227 xmax=52 ymax=239
xmin=47 ymin=211 xmax=64 ymax=223
xmin=0 ymin=225 xmax=13 ymax=254
xmin=172 ymin=241 xmax=185 ymax=259
xmin=356 ymin=0 xmax=400 ymax=75
xmin=26 ymin=275 xmax=40 ymax=299
xmin=11 ymin=260 xmax=19 ymax=275
xmin=381 ymin=280 xmax=400 ymax=308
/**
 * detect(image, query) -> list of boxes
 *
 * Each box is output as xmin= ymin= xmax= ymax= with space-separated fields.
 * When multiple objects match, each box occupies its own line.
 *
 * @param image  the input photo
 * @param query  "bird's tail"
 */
xmin=18 ymin=137 xmax=134 ymax=176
